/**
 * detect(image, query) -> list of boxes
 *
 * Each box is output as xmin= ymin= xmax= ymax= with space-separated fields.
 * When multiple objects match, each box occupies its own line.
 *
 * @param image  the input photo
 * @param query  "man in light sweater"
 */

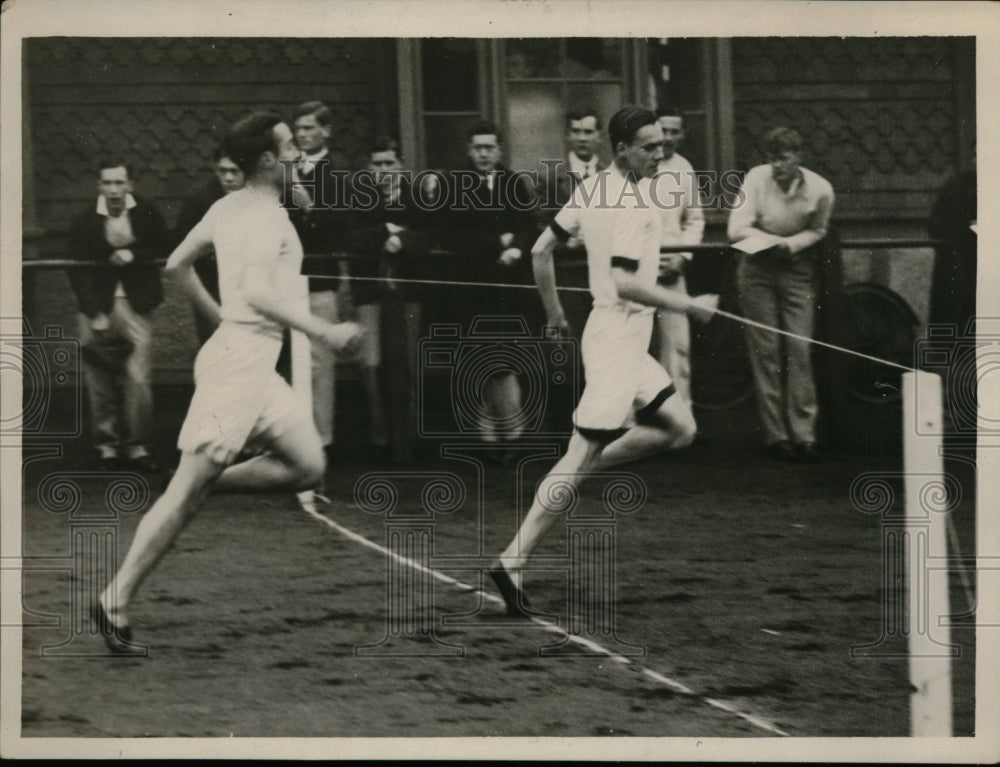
xmin=728 ymin=127 xmax=834 ymax=462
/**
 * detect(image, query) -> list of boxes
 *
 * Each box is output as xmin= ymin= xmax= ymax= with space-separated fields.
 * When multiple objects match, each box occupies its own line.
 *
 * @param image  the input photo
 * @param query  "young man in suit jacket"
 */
xmin=536 ymin=107 xmax=609 ymax=250
xmin=172 ymin=148 xmax=246 ymax=346
xmin=288 ymin=100 xmax=351 ymax=459
xmin=172 ymin=147 xmax=245 ymax=346
xmin=533 ymin=108 xmax=610 ymax=428
xmin=345 ymin=137 xmax=434 ymax=463
xmin=434 ymin=120 xmax=539 ymax=448
xmin=67 ymin=161 xmax=168 ymax=472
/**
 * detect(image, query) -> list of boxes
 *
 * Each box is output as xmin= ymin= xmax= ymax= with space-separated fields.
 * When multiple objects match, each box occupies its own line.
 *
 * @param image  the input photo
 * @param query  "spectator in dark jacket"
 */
xmin=67 ymin=160 xmax=168 ymax=471
xmin=432 ymin=120 xmax=539 ymax=447
xmin=287 ymin=100 xmax=352 ymax=456
xmin=173 ymin=148 xmax=245 ymax=345
xmin=345 ymin=137 xmax=433 ymax=462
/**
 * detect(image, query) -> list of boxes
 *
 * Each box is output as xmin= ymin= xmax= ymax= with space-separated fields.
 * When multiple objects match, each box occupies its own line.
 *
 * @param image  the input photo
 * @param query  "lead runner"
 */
xmin=92 ymin=111 xmax=361 ymax=652
xmin=489 ymin=106 xmax=719 ymax=616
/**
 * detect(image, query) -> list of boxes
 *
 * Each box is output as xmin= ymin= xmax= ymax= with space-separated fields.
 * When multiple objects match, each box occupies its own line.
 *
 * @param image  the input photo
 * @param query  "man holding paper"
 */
xmin=728 ymin=127 xmax=835 ymax=462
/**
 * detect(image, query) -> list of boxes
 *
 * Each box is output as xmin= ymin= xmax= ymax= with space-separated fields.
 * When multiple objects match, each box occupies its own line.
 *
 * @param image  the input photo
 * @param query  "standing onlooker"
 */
xmin=728 ymin=127 xmax=835 ymax=462
xmin=67 ymin=160 xmax=168 ymax=472
xmin=288 ymin=100 xmax=349 ymax=461
xmin=436 ymin=120 xmax=538 ymax=447
xmin=652 ymin=106 xmax=705 ymax=408
xmin=345 ymin=137 xmax=431 ymax=463
xmin=174 ymin=147 xmax=245 ymax=345
xmin=536 ymin=106 xmax=609 ymax=232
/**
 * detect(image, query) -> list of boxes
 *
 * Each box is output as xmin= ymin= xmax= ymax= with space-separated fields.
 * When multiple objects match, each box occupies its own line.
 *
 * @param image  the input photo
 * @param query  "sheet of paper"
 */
xmin=731 ymin=233 xmax=783 ymax=254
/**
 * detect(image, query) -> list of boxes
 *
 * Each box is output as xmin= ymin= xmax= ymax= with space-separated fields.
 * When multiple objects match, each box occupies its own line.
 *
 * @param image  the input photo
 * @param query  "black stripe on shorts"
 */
xmin=610 ymin=256 xmax=639 ymax=273
xmin=576 ymin=426 xmax=629 ymax=445
xmin=549 ymin=220 xmax=572 ymax=243
xmin=635 ymin=384 xmax=677 ymax=424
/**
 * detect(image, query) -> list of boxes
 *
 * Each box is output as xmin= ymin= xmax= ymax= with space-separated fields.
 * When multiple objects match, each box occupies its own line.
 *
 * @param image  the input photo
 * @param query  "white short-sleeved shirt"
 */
xmin=187 ymin=187 xmax=304 ymax=338
xmin=553 ymin=164 xmax=661 ymax=314
xmin=177 ymin=187 xmax=312 ymax=463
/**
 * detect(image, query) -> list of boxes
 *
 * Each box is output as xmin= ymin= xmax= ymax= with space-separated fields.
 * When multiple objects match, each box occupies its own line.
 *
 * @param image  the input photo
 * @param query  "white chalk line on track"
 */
xmin=299 ymin=502 xmax=791 ymax=738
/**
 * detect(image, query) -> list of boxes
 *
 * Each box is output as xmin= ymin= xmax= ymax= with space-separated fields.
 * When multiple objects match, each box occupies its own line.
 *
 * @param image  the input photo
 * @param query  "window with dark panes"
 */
xmin=503 ymin=38 xmax=630 ymax=175
xmin=648 ymin=38 xmax=729 ymax=219
xmin=419 ymin=39 xmax=484 ymax=169
xmin=652 ymin=38 xmax=709 ymax=173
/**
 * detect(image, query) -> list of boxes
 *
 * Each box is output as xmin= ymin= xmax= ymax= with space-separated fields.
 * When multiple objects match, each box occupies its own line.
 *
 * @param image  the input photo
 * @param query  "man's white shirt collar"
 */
xmin=568 ymin=152 xmax=597 ymax=178
xmin=777 ymin=170 xmax=803 ymax=197
xmin=299 ymin=148 xmax=329 ymax=175
xmin=96 ymin=193 xmax=137 ymax=216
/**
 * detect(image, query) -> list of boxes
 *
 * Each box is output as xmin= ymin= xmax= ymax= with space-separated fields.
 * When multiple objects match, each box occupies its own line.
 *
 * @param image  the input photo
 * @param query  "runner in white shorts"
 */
xmin=92 ymin=112 xmax=361 ymax=652
xmin=489 ymin=106 xmax=718 ymax=616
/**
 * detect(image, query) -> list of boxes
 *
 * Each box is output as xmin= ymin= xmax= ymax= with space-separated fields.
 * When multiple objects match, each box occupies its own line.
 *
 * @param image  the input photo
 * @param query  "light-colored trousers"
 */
xmin=655 ymin=274 xmax=692 ymax=405
xmin=77 ymin=297 xmax=154 ymax=458
xmin=736 ymin=252 xmax=819 ymax=446
xmin=309 ymin=290 xmax=338 ymax=447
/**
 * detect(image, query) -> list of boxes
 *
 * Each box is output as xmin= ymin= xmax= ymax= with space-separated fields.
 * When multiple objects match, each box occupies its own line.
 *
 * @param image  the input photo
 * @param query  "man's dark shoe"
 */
xmin=767 ymin=440 xmax=797 ymax=461
xmin=97 ymin=454 xmax=120 ymax=472
xmin=90 ymin=601 xmax=145 ymax=656
xmin=797 ymin=443 xmax=822 ymax=463
xmin=488 ymin=562 xmax=532 ymax=618
xmin=128 ymin=454 xmax=161 ymax=473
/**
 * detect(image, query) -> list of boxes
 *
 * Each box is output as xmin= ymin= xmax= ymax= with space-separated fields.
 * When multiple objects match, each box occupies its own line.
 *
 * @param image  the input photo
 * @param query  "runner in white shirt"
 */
xmin=92 ymin=112 xmax=361 ymax=652
xmin=489 ymin=106 xmax=718 ymax=616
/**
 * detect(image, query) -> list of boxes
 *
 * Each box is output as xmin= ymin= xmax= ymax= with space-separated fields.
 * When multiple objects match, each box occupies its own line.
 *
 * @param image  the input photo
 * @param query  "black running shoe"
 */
xmin=90 ymin=601 xmax=145 ymax=656
xmin=488 ymin=562 xmax=532 ymax=618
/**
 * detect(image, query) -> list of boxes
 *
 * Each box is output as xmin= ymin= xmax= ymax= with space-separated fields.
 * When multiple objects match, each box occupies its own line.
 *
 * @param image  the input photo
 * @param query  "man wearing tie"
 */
xmin=288 ymin=100 xmax=349 ymax=461
xmin=536 ymin=107 xmax=609 ymax=250
xmin=532 ymin=108 xmax=610 ymax=428
xmin=434 ymin=120 xmax=538 ymax=449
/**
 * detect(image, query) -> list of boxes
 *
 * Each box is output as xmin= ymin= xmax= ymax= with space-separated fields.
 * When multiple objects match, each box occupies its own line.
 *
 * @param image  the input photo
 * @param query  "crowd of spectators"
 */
xmin=63 ymin=99 xmax=970 ymax=472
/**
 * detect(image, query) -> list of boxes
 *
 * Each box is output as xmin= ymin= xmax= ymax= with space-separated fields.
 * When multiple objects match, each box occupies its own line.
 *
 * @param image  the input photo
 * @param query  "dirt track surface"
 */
xmin=18 ymin=399 xmax=976 ymax=740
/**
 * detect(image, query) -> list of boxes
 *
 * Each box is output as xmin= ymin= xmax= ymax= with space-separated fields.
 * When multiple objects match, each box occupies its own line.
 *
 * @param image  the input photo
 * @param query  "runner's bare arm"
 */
xmin=178 ymin=267 xmax=221 ymax=328
xmin=165 ymin=225 xmax=221 ymax=326
xmin=531 ymin=227 xmax=571 ymax=334
xmin=243 ymin=264 xmax=360 ymax=353
xmin=613 ymin=269 xmax=719 ymax=324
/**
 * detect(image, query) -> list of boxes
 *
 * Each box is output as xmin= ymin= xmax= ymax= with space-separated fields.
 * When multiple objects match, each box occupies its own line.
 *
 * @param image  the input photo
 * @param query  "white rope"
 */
xmin=711 ymin=307 xmax=914 ymax=373
xmin=323 ymin=273 xmax=917 ymax=374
